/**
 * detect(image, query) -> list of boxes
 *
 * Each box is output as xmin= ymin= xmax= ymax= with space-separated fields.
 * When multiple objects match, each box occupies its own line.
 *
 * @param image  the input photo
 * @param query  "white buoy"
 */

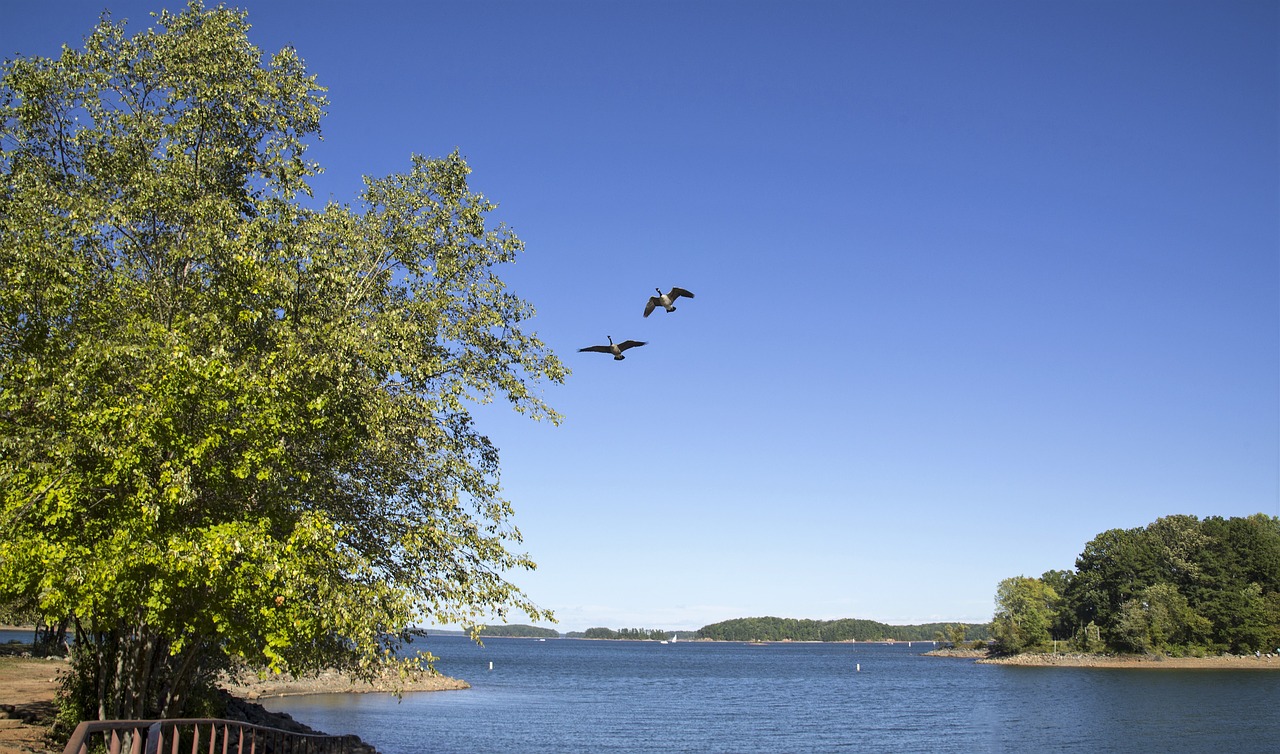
xmin=856 ymin=663 xmax=861 ymax=671
xmin=489 ymin=661 xmax=493 ymax=671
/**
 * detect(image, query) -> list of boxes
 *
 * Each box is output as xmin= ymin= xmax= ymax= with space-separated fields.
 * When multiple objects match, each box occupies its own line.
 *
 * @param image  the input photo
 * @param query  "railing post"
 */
xmin=145 ymin=722 xmax=162 ymax=754
xmin=62 ymin=718 xmax=358 ymax=754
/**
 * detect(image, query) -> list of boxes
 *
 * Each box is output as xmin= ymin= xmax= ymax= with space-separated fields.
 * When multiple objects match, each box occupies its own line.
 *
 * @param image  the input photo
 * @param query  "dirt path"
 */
xmin=0 ymin=656 xmax=65 ymax=754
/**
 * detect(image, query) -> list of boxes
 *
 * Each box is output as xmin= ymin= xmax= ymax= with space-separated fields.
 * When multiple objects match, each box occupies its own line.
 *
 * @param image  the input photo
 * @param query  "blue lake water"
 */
xmin=258 ymin=636 xmax=1280 ymax=753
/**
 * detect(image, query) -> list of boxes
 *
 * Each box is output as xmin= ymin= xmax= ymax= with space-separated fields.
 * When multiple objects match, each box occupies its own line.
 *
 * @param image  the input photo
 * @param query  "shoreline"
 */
xmin=218 ymin=666 xmax=469 ymax=699
xmin=978 ymin=652 xmax=1280 ymax=669
xmin=924 ymin=647 xmax=1280 ymax=669
xmin=0 ymin=654 xmax=467 ymax=754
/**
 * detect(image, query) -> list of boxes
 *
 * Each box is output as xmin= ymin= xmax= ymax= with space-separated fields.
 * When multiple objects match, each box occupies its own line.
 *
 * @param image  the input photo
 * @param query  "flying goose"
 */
xmin=644 ymin=286 xmax=695 ymax=317
xmin=579 ymin=335 xmax=647 ymax=360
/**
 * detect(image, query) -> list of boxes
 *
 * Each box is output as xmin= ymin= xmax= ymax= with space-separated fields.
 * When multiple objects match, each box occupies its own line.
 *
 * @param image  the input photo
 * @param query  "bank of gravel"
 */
xmin=924 ymin=646 xmax=1280 ymax=669
xmin=218 ymin=666 xmax=469 ymax=699
xmin=922 ymin=647 xmax=989 ymax=659
xmin=977 ymin=651 xmax=1280 ymax=669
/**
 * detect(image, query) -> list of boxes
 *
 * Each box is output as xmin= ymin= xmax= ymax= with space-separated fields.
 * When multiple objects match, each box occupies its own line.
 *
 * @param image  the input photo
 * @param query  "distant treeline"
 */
xmin=579 ymin=627 xmax=668 ymax=640
xmin=470 ymin=619 xmax=997 ymax=643
xmin=476 ymin=624 xmax=559 ymax=638
xmin=564 ymin=628 xmax=700 ymax=640
xmin=993 ymin=513 xmax=1280 ymax=656
xmin=694 ymin=617 xmax=991 ymax=643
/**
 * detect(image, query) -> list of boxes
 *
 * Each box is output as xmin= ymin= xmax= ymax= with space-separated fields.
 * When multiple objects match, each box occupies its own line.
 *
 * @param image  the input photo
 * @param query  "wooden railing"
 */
xmin=62 ymin=717 xmax=366 ymax=754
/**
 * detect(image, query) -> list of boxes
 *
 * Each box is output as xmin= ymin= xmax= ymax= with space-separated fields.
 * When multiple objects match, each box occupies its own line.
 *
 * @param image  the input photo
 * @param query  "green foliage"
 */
xmin=944 ymin=624 xmax=968 ymax=647
xmin=1073 ymin=621 xmax=1104 ymax=653
xmin=0 ymin=1 xmax=564 ymax=723
xmin=991 ymin=576 xmax=1059 ymax=654
xmin=0 ymin=599 xmax=39 ymax=628
xmin=478 ymin=624 xmax=559 ymax=639
xmin=1110 ymin=583 xmax=1212 ymax=654
xmin=580 ymin=627 xmax=668 ymax=640
xmin=694 ymin=617 xmax=990 ymax=643
xmin=995 ymin=514 xmax=1280 ymax=656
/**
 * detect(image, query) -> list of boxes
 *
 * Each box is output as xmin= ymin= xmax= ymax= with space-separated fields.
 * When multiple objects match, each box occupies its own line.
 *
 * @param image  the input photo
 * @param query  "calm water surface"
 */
xmin=261 ymin=636 xmax=1279 ymax=753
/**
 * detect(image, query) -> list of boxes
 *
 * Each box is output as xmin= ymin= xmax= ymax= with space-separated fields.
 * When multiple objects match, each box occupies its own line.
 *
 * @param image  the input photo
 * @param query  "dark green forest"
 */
xmin=477 ymin=624 xmax=560 ymax=638
xmin=466 ymin=621 xmax=990 ymax=643
xmin=993 ymin=513 xmax=1280 ymax=656
xmin=694 ymin=617 xmax=991 ymax=643
xmin=579 ymin=627 xmax=670 ymax=640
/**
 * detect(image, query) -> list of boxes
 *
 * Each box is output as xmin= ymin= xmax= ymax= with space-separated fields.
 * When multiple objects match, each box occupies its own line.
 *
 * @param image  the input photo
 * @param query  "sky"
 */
xmin=4 ymin=0 xmax=1277 ymax=631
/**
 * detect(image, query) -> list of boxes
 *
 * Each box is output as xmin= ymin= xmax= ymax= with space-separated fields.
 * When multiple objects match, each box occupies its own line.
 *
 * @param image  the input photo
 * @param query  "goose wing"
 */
xmin=579 ymin=344 xmax=615 ymax=354
xmin=644 ymin=297 xmax=659 ymax=317
xmin=615 ymin=340 xmax=647 ymax=352
xmin=668 ymin=287 xmax=694 ymax=300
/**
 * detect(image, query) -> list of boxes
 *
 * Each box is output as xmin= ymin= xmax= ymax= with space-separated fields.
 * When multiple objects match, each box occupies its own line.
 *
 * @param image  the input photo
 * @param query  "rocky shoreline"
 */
xmin=978 ymin=652 xmax=1280 ymax=669
xmin=219 ymin=665 xmax=469 ymax=699
xmin=924 ymin=647 xmax=1280 ymax=669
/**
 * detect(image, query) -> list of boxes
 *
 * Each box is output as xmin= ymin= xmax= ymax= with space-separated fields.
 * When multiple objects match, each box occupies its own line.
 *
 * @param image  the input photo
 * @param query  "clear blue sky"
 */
xmin=5 ymin=1 xmax=1277 ymax=631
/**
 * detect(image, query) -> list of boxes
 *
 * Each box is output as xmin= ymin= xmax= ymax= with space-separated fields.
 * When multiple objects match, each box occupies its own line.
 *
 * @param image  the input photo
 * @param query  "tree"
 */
xmin=1000 ymin=514 xmax=1280 ymax=655
xmin=1110 ymin=583 xmax=1211 ymax=654
xmin=934 ymin=623 xmax=971 ymax=647
xmin=991 ymin=576 xmax=1058 ymax=654
xmin=1038 ymin=569 xmax=1075 ymax=641
xmin=1065 ymin=526 xmax=1159 ymax=634
xmin=0 ymin=2 xmax=565 ymax=724
xmin=1196 ymin=514 xmax=1280 ymax=652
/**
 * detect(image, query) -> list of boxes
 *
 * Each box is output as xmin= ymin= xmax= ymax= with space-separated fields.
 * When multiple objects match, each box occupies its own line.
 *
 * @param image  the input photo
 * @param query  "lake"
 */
xmin=259 ymin=636 xmax=1279 ymax=753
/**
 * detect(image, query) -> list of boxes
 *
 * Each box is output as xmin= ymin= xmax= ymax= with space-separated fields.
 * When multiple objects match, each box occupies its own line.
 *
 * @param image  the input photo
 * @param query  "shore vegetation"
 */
xmin=0 ymin=0 xmax=563 ymax=732
xmin=694 ymin=617 xmax=991 ymax=643
xmin=991 ymin=514 xmax=1280 ymax=657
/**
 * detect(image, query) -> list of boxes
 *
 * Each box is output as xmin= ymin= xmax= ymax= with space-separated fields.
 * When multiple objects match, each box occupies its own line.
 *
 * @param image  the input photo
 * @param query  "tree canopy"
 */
xmin=0 ymin=1 xmax=564 ymax=723
xmin=993 ymin=514 xmax=1280 ymax=656
xmin=477 ymin=624 xmax=559 ymax=639
xmin=991 ymin=576 xmax=1059 ymax=654
xmin=580 ymin=627 xmax=670 ymax=641
xmin=694 ymin=616 xmax=991 ymax=643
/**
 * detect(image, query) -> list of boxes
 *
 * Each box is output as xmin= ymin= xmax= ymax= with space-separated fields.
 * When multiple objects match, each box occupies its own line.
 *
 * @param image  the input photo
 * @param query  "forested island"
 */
xmin=466 ymin=514 xmax=1279 ymax=657
xmin=695 ymin=617 xmax=990 ymax=643
xmin=476 ymin=624 xmax=560 ymax=639
xmin=575 ymin=627 xmax=675 ymax=640
xmin=460 ymin=622 xmax=986 ymax=643
xmin=992 ymin=513 xmax=1279 ymax=656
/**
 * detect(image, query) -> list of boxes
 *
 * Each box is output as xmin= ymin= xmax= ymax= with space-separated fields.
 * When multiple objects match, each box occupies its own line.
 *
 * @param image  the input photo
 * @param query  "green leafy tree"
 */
xmin=1110 ymin=583 xmax=1211 ymax=654
xmin=1066 ymin=526 xmax=1160 ymax=633
xmin=1001 ymin=514 xmax=1280 ymax=655
xmin=991 ymin=576 xmax=1058 ymax=654
xmin=0 ymin=2 xmax=564 ymax=724
xmin=1073 ymin=621 xmax=1104 ymax=653
xmin=1195 ymin=514 xmax=1280 ymax=652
